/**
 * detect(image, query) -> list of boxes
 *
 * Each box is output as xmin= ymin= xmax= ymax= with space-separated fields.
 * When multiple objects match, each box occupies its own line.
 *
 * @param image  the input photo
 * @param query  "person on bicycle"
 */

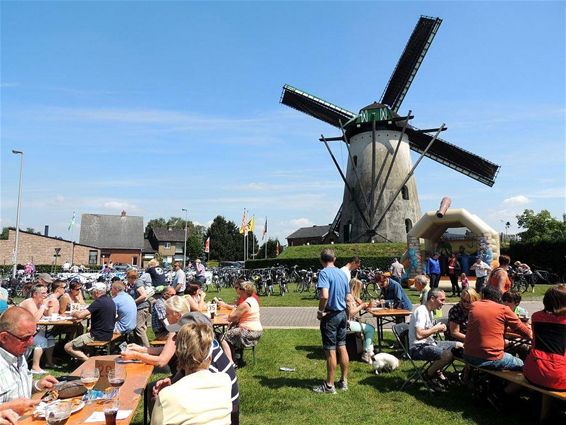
xmin=514 ymin=261 xmax=534 ymax=289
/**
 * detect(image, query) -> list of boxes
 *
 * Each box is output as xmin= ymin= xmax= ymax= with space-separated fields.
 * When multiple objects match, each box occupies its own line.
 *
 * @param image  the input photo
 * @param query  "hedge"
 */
xmin=246 ymin=242 xmax=412 ymax=270
xmin=501 ymin=240 xmax=566 ymax=276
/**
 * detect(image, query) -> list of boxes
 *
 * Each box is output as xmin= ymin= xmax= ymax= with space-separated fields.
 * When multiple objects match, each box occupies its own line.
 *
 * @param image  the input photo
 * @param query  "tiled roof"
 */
xmin=287 ymin=225 xmax=331 ymax=240
xmin=151 ymin=227 xmax=185 ymax=242
xmin=79 ymin=213 xmax=144 ymax=250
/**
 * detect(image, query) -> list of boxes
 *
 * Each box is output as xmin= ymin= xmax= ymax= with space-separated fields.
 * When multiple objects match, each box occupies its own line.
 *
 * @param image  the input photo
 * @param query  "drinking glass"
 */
xmin=80 ymin=368 xmax=100 ymax=402
xmin=103 ymin=397 xmax=119 ymax=425
xmin=46 ymin=401 xmax=72 ymax=425
xmin=108 ymin=367 xmax=126 ymax=398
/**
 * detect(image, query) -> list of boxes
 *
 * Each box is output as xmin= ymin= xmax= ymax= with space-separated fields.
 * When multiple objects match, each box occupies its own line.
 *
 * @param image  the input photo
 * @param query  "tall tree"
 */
xmin=206 ymin=216 xmax=243 ymax=261
xmin=516 ymin=209 xmax=566 ymax=242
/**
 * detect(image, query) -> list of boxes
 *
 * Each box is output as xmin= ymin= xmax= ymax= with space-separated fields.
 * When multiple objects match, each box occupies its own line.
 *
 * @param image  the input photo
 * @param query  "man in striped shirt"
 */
xmin=0 ymin=307 xmax=58 ymax=414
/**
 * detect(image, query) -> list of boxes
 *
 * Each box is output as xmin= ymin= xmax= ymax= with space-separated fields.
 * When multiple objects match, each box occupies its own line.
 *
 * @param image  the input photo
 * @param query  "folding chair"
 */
xmin=392 ymin=323 xmax=434 ymax=392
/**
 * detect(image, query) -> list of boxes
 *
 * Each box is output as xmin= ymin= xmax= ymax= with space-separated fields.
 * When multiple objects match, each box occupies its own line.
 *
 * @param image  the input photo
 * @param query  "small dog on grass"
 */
xmin=371 ymin=352 xmax=400 ymax=374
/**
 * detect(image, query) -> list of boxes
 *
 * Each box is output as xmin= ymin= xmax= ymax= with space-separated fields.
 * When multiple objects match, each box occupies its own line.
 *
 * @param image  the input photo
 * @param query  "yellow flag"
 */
xmin=247 ymin=216 xmax=255 ymax=233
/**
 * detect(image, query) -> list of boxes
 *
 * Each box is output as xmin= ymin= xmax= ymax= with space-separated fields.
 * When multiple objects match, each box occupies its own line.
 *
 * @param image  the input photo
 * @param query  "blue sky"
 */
xmin=1 ymin=1 xmax=564 ymax=247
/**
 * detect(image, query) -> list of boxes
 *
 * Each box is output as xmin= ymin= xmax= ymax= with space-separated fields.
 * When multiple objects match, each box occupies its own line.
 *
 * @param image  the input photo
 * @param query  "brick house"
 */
xmin=143 ymin=227 xmax=185 ymax=267
xmin=286 ymin=225 xmax=339 ymax=247
xmin=0 ymin=228 xmax=100 ymax=267
xmin=80 ymin=211 xmax=144 ymax=266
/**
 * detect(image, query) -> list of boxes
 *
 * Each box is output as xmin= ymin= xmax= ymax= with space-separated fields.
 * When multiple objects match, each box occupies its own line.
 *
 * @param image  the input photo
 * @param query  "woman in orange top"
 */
xmin=488 ymin=255 xmax=512 ymax=293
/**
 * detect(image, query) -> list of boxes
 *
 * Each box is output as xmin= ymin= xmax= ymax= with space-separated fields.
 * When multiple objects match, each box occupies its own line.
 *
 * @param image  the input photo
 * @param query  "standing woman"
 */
xmin=347 ymin=278 xmax=376 ymax=363
xmin=222 ymin=281 xmax=263 ymax=364
xmin=488 ymin=255 xmax=512 ymax=294
xmin=448 ymin=253 xmax=461 ymax=297
xmin=125 ymin=269 xmax=151 ymax=347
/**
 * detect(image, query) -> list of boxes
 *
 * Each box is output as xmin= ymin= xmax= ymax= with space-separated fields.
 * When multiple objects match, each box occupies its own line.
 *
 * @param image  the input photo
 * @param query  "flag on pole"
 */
xmin=276 ymin=240 xmax=280 ymax=256
xmin=247 ymin=216 xmax=255 ymax=233
xmin=262 ymin=217 xmax=268 ymax=241
xmin=204 ymin=237 xmax=210 ymax=253
xmin=239 ymin=209 xmax=248 ymax=235
xmin=68 ymin=211 xmax=76 ymax=231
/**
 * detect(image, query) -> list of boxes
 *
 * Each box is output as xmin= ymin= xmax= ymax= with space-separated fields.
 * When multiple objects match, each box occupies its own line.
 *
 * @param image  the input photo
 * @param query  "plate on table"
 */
xmin=34 ymin=398 xmax=85 ymax=418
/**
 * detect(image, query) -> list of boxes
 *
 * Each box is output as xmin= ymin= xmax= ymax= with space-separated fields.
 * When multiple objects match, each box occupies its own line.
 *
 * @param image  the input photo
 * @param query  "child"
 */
xmin=502 ymin=291 xmax=529 ymax=320
xmin=459 ymin=273 xmax=469 ymax=290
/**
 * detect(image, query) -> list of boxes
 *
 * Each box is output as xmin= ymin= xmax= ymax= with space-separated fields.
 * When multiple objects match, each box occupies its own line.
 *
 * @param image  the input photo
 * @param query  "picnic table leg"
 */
xmin=144 ymin=386 xmax=149 ymax=425
xmin=540 ymin=394 xmax=551 ymax=422
xmin=376 ymin=317 xmax=383 ymax=352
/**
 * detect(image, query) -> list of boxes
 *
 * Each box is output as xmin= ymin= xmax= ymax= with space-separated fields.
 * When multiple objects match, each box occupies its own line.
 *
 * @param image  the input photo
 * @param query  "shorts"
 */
xmin=225 ymin=327 xmax=262 ymax=349
xmin=410 ymin=341 xmax=458 ymax=361
xmin=464 ymin=353 xmax=524 ymax=371
xmin=33 ymin=329 xmax=56 ymax=349
xmin=70 ymin=332 xmax=95 ymax=349
xmin=320 ymin=310 xmax=347 ymax=351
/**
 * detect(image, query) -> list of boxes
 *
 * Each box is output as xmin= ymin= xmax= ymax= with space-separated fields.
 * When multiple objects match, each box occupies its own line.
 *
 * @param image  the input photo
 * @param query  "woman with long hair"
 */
xmin=347 ymin=278 xmax=376 ymax=363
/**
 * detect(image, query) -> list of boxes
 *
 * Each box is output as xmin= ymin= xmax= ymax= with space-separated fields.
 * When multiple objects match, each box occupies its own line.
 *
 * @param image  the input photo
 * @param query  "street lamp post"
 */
xmin=12 ymin=150 xmax=24 ymax=279
xmin=182 ymin=208 xmax=188 ymax=268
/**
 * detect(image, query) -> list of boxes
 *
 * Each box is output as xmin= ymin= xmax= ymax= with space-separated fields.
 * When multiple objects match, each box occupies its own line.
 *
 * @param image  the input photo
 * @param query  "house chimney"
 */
xmin=44 ymin=225 xmax=49 ymax=236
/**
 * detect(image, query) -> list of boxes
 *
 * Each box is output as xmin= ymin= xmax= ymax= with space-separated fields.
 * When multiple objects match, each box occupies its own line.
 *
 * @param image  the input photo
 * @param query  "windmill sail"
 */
xmin=404 ymin=126 xmax=500 ymax=186
xmin=280 ymin=85 xmax=355 ymax=128
xmin=380 ymin=16 xmax=442 ymax=112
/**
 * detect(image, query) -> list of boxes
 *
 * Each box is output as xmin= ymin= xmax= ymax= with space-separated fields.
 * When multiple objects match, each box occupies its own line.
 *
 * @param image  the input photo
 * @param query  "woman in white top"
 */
xmin=222 ymin=281 xmax=263 ymax=364
xmin=151 ymin=323 xmax=231 ymax=425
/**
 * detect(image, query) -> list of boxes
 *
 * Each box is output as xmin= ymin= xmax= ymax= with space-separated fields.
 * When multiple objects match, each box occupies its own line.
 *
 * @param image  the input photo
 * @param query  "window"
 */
xmin=132 ymin=256 xmax=138 ymax=266
xmin=353 ymin=155 xmax=358 ymax=167
xmin=164 ymin=242 xmax=171 ymax=249
xmin=343 ymin=222 xmax=352 ymax=243
xmin=401 ymin=185 xmax=409 ymax=200
xmin=405 ymin=219 xmax=413 ymax=233
xmin=88 ymin=250 xmax=98 ymax=265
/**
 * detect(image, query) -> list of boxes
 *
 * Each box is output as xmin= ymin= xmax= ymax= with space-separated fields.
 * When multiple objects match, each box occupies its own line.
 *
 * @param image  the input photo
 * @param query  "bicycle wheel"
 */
xmin=365 ymin=282 xmax=380 ymax=299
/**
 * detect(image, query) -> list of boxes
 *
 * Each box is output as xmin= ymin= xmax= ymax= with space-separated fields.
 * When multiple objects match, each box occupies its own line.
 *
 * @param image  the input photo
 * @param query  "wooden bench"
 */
xmin=86 ymin=333 xmax=122 ymax=355
xmin=457 ymin=358 xmax=566 ymax=420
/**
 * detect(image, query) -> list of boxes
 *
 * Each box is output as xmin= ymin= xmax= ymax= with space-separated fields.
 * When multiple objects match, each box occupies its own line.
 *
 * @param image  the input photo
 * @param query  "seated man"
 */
xmin=64 ymin=282 xmax=116 ymax=362
xmin=0 ymin=307 xmax=58 ymax=413
xmin=408 ymin=289 xmax=462 ymax=386
xmin=110 ymin=281 xmax=137 ymax=336
xmin=464 ymin=285 xmax=532 ymax=370
xmin=377 ymin=272 xmax=413 ymax=312
xmin=151 ymin=286 xmax=177 ymax=341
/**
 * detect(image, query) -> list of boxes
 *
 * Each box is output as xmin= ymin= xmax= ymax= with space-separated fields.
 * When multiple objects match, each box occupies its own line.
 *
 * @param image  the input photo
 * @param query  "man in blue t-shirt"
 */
xmin=314 ymin=248 xmax=352 ymax=394
xmin=111 ymin=281 xmax=137 ymax=334
xmin=65 ymin=282 xmax=116 ymax=361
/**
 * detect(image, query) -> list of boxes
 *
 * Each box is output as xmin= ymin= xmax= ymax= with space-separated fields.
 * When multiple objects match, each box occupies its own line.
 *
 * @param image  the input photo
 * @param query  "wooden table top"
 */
xmin=37 ymin=318 xmax=79 ymax=326
xmin=368 ymin=308 xmax=412 ymax=317
xmin=18 ymin=355 xmax=154 ymax=425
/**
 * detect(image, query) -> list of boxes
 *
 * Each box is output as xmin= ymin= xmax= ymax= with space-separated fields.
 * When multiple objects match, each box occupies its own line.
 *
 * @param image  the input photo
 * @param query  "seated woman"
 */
xmin=19 ymin=285 xmax=57 ymax=373
xmin=216 ymin=279 xmax=259 ymax=310
xmin=58 ymin=280 xmax=86 ymax=314
xmin=347 ymin=278 xmax=376 ymax=363
xmin=185 ymin=284 xmax=206 ymax=312
xmin=524 ymin=284 xmax=566 ymax=390
xmin=151 ymin=323 xmax=232 ymax=425
xmin=222 ymin=281 xmax=263 ymax=364
xmin=121 ymin=295 xmax=190 ymax=373
xmin=446 ymin=288 xmax=480 ymax=342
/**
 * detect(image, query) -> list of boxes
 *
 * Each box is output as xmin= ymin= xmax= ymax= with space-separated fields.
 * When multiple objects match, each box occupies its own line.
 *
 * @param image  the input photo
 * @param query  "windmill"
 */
xmin=280 ymin=16 xmax=500 ymax=243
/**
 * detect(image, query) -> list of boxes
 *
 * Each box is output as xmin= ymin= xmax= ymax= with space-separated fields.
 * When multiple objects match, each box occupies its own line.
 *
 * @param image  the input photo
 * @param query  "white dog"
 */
xmin=371 ymin=352 xmax=400 ymax=374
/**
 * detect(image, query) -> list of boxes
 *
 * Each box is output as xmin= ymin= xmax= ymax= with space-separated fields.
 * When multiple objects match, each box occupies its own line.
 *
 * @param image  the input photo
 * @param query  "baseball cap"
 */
xmin=89 ymin=282 xmax=107 ymax=292
xmin=38 ymin=273 xmax=54 ymax=283
xmin=166 ymin=311 xmax=212 ymax=333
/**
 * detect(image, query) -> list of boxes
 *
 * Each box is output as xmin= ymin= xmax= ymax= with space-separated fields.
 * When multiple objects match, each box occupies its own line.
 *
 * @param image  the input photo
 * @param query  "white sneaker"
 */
xmin=361 ymin=351 xmax=372 ymax=364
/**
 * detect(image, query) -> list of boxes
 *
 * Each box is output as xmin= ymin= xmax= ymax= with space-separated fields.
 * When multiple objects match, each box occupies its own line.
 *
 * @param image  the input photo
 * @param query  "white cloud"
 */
xmin=290 ymin=218 xmax=312 ymax=228
xmin=529 ymin=188 xmax=566 ymax=199
xmin=102 ymin=201 xmax=138 ymax=211
xmin=502 ymin=195 xmax=530 ymax=206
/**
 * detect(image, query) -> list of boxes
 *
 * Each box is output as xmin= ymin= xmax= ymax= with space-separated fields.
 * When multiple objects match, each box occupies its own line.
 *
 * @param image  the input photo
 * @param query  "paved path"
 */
xmin=261 ymin=299 xmax=544 ymax=329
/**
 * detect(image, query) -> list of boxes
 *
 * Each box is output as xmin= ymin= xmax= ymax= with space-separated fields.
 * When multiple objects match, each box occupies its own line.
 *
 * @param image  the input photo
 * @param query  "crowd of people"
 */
xmin=0 ymin=249 xmax=564 ymax=423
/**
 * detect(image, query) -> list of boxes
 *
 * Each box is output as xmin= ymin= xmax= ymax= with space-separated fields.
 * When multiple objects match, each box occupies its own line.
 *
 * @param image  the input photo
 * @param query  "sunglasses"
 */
xmin=5 ymin=330 xmax=37 ymax=342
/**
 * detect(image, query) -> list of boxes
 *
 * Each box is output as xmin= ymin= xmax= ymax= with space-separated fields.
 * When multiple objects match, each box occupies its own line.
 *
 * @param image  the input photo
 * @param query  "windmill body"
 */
xmin=280 ymin=16 xmax=500 ymax=244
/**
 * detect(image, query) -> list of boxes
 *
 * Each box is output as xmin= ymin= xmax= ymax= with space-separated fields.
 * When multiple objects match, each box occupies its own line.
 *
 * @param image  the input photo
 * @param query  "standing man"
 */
xmin=110 ymin=281 xmax=137 ymax=336
xmin=389 ymin=258 xmax=405 ymax=282
xmin=427 ymin=253 xmax=441 ymax=289
xmin=172 ymin=262 xmax=186 ymax=295
xmin=469 ymin=256 xmax=491 ymax=293
xmin=0 ymin=307 xmax=58 ymax=411
xmin=125 ymin=270 xmax=150 ymax=348
xmin=340 ymin=256 xmax=361 ymax=282
xmin=314 ymin=248 xmax=352 ymax=394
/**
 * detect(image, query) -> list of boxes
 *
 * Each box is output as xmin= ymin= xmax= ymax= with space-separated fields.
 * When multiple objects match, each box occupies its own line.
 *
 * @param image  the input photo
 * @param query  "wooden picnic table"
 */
xmin=18 ymin=355 xmax=154 ymax=425
xmin=368 ymin=308 xmax=412 ymax=352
